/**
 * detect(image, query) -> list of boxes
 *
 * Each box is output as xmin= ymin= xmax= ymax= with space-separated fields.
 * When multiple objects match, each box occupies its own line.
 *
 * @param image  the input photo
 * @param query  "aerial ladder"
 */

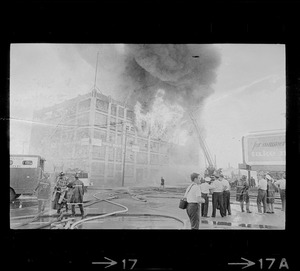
xmin=188 ymin=110 xmax=218 ymax=177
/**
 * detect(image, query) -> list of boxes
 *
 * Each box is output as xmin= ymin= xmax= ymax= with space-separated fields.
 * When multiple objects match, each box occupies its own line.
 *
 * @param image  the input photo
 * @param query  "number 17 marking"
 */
xmin=122 ymin=259 xmax=138 ymax=270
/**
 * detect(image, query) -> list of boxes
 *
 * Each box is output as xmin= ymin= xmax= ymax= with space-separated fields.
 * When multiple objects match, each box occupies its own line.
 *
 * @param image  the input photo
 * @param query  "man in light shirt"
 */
xmin=210 ymin=173 xmax=225 ymax=217
xmin=275 ymin=172 xmax=286 ymax=211
xmin=220 ymin=174 xmax=231 ymax=216
xmin=257 ymin=172 xmax=268 ymax=213
xmin=200 ymin=177 xmax=211 ymax=218
xmin=185 ymin=172 xmax=205 ymax=229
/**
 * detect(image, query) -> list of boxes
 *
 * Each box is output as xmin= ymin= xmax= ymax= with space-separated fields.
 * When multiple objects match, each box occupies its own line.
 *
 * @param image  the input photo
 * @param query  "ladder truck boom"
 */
xmin=188 ymin=111 xmax=216 ymax=176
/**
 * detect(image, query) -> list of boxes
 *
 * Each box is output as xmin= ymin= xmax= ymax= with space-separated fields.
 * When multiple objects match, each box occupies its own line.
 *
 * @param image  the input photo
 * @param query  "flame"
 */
xmin=134 ymin=89 xmax=191 ymax=143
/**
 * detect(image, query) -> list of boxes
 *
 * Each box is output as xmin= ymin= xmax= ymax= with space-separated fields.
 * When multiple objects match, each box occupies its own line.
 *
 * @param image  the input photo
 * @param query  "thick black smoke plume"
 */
xmin=122 ymin=44 xmax=221 ymax=111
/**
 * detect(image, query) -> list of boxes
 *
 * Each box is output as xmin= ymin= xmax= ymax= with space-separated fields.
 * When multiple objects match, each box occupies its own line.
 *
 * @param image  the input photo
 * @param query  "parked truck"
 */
xmin=10 ymin=154 xmax=45 ymax=201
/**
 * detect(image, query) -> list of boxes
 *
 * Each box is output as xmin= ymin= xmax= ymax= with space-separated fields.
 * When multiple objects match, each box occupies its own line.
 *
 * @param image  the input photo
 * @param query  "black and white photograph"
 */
xmin=10 ymin=43 xmax=286 ymax=230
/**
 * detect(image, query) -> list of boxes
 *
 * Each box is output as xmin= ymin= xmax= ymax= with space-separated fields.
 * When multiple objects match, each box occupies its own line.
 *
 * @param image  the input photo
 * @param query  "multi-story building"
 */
xmin=30 ymin=88 xmax=193 ymax=187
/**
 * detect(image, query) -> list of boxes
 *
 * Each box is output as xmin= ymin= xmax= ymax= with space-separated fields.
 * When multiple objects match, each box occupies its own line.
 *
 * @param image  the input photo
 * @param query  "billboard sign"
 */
xmin=242 ymin=132 xmax=285 ymax=166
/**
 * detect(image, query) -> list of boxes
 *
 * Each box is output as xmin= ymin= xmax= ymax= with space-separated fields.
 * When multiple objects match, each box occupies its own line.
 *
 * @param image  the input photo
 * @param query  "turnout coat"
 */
xmin=267 ymin=180 xmax=278 ymax=204
xmin=236 ymin=180 xmax=250 ymax=202
xmin=35 ymin=176 xmax=51 ymax=200
xmin=68 ymin=179 xmax=84 ymax=203
xmin=52 ymin=176 xmax=69 ymax=210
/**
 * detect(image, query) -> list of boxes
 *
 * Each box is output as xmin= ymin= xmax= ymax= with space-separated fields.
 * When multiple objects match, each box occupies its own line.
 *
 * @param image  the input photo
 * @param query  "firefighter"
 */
xmin=68 ymin=173 xmax=85 ymax=219
xmin=34 ymin=172 xmax=51 ymax=213
xmin=52 ymin=172 xmax=69 ymax=215
xmin=236 ymin=175 xmax=252 ymax=213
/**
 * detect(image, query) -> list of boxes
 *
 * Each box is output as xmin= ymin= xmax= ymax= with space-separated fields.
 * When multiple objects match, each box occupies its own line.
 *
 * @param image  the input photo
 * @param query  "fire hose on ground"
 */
xmin=69 ymin=191 xmax=186 ymax=229
xmin=12 ymin=190 xmax=187 ymax=229
xmin=70 ymin=191 xmax=129 ymax=229
xmin=10 ymin=195 xmax=118 ymax=229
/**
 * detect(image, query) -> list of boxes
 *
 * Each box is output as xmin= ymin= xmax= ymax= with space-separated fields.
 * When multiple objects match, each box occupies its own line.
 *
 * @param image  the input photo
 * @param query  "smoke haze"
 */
xmin=122 ymin=44 xmax=221 ymax=111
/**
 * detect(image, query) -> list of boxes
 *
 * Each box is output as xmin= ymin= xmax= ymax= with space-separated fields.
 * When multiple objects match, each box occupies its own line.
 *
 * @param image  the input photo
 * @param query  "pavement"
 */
xmin=10 ymin=186 xmax=285 ymax=229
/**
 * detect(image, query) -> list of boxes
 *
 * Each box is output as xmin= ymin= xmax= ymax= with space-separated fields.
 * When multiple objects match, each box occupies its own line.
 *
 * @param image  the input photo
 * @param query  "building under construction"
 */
xmin=29 ymin=88 xmax=200 ymax=187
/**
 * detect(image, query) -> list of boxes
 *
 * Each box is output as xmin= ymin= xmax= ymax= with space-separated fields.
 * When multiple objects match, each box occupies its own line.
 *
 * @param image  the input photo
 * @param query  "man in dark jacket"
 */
xmin=68 ymin=173 xmax=85 ymax=219
xmin=160 ymin=177 xmax=165 ymax=189
xmin=236 ymin=175 xmax=252 ymax=213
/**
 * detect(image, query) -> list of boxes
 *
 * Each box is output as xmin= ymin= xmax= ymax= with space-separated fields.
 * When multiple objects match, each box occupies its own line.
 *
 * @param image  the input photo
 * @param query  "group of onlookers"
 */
xmin=184 ymin=172 xmax=233 ymax=229
xmin=184 ymin=171 xmax=286 ymax=229
xmin=256 ymin=171 xmax=286 ymax=214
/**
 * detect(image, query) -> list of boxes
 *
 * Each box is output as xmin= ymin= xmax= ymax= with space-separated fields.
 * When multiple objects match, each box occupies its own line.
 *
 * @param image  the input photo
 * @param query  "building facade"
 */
xmin=29 ymin=89 xmax=174 ymax=187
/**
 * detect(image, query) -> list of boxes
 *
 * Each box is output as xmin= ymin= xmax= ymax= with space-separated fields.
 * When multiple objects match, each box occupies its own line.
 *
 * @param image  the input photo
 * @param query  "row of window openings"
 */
xmin=40 ymin=97 xmax=133 ymax=121
xmin=48 ymin=145 xmax=165 ymax=158
xmin=56 ymin=130 xmax=155 ymax=144
xmin=56 ymin=131 xmax=161 ymax=148
xmin=77 ymin=99 xmax=133 ymax=119
xmin=52 ymin=142 xmax=161 ymax=155
xmin=90 ymin=164 xmax=135 ymax=177
xmin=53 ymin=156 xmax=166 ymax=167
xmin=64 ymin=116 xmax=132 ymax=127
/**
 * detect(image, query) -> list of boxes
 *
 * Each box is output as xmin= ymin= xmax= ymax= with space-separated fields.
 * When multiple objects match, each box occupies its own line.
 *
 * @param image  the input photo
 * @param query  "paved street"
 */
xmin=10 ymin=186 xmax=285 ymax=229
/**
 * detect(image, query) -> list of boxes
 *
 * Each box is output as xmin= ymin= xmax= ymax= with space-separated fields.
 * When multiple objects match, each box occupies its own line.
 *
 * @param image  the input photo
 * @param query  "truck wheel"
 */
xmin=10 ymin=188 xmax=16 ymax=202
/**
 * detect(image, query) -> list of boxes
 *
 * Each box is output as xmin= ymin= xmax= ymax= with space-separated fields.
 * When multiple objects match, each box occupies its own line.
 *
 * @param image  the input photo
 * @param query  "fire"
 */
xmin=134 ymin=89 xmax=186 ymax=142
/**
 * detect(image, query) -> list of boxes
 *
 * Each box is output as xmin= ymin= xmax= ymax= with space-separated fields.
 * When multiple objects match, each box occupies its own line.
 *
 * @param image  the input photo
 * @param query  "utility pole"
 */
xmin=93 ymin=51 xmax=100 ymax=89
xmin=122 ymin=122 xmax=128 ymax=187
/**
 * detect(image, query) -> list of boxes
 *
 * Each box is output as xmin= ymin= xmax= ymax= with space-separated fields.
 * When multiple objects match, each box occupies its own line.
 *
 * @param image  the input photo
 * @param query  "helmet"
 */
xmin=214 ymin=173 xmax=220 ymax=178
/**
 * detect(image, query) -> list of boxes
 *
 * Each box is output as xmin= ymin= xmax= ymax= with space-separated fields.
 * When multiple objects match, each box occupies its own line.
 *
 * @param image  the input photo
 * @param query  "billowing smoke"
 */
xmin=122 ymin=44 xmax=221 ymax=111
xmin=122 ymin=44 xmax=221 ymax=181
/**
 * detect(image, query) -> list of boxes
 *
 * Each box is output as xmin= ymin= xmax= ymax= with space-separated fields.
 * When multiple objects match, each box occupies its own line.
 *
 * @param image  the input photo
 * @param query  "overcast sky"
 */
xmin=9 ymin=44 xmax=285 ymax=168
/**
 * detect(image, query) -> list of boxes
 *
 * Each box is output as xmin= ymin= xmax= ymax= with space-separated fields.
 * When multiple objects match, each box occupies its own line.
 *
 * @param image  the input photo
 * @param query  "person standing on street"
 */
xmin=67 ymin=173 xmax=85 ymax=219
xmin=275 ymin=172 xmax=286 ymax=211
xmin=34 ymin=172 xmax=51 ymax=213
xmin=52 ymin=172 xmax=69 ymax=215
xmin=250 ymin=177 xmax=255 ymax=188
xmin=200 ymin=177 xmax=211 ymax=218
xmin=185 ymin=173 xmax=205 ymax=230
xmin=221 ymin=174 xmax=231 ymax=215
xmin=236 ymin=175 xmax=252 ymax=213
xmin=210 ymin=173 xmax=225 ymax=217
xmin=160 ymin=177 xmax=165 ymax=189
xmin=257 ymin=172 xmax=268 ymax=213
xmin=266 ymin=174 xmax=278 ymax=214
